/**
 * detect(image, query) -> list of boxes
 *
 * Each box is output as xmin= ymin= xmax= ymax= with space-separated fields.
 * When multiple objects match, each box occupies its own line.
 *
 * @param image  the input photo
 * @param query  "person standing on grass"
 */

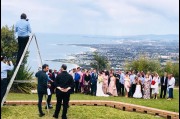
xmin=102 ymin=70 xmax=109 ymax=94
xmin=143 ymin=74 xmax=151 ymax=99
xmin=124 ymin=72 xmax=131 ymax=98
xmin=167 ymin=74 xmax=175 ymax=100
xmin=53 ymin=64 xmax=74 ymax=119
xmin=46 ymin=69 xmax=54 ymax=109
xmin=84 ymin=70 xmax=91 ymax=94
xmin=129 ymin=70 xmax=136 ymax=97
xmin=160 ymin=72 xmax=168 ymax=98
xmin=77 ymin=67 xmax=83 ymax=93
xmin=15 ymin=13 xmax=31 ymax=66
xmin=1 ymin=55 xmax=14 ymax=104
xmin=119 ymin=70 xmax=125 ymax=96
xmin=90 ymin=69 xmax=98 ymax=96
xmin=150 ymin=72 xmax=160 ymax=99
xmin=108 ymin=73 xmax=118 ymax=96
xmin=35 ymin=64 xmax=50 ymax=117
xmin=74 ymin=69 xmax=81 ymax=93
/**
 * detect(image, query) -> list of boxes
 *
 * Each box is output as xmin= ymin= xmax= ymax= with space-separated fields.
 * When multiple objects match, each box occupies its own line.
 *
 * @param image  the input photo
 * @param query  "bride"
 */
xmin=96 ymin=71 xmax=109 ymax=97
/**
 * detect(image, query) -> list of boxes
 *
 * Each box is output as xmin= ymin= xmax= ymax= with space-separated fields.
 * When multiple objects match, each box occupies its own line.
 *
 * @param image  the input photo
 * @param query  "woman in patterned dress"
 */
xmin=143 ymin=74 xmax=151 ymax=99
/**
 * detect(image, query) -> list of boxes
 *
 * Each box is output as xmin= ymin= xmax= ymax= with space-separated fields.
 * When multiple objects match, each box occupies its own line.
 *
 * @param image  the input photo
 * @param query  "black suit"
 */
xmin=90 ymin=73 xmax=98 ymax=96
xmin=35 ymin=70 xmax=48 ymax=115
xmin=51 ymin=72 xmax=57 ymax=93
xmin=160 ymin=76 xmax=168 ymax=98
xmin=53 ymin=71 xmax=74 ymax=119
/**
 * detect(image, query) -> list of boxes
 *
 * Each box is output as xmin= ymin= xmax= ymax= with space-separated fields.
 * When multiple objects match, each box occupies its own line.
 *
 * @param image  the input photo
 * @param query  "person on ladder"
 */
xmin=15 ymin=13 xmax=31 ymax=66
xmin=1 ymin=55 xmax=14 ymax=104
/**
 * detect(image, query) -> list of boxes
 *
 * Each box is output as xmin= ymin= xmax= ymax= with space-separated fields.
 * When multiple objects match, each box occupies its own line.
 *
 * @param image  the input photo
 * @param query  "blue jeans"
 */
xmin=168 ymin=88 xmax=173 ymax=98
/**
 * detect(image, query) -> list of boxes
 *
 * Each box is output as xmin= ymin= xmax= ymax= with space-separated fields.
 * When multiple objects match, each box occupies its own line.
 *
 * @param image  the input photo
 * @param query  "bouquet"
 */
xmin=151 ymin=80 xmax=156 ymax=85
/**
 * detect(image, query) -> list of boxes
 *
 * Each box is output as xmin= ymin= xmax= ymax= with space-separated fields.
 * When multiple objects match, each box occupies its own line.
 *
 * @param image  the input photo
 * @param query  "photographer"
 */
xmin=15 ymin=13 xmax=31 ymax=66
xmin=1 ymin=55 xmax=14 ymax=103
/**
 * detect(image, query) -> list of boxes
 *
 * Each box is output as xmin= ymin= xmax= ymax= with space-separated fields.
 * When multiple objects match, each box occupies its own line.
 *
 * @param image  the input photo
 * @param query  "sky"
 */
xmin=1 ymin=0 xmax=179 ymax=36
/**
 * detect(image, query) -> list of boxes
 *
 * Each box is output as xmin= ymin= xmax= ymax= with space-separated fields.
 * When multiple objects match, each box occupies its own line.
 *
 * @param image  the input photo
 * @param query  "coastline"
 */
xmin=46 ymin=44 xmax=97 ymax=69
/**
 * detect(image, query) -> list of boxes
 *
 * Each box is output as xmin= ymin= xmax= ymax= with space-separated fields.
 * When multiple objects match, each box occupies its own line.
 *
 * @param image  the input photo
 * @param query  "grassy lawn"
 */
xmin=6 ymin=89 xmax=179 ymax=112
xmin=1 ymin=105 xmax=164 ymax=119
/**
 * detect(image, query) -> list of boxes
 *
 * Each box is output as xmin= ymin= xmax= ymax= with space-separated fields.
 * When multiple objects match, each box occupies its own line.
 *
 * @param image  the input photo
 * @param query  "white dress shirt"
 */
xmin=168 ymin=77 xmax=175 ymax=88
xmin=1 ymin=61 xmax=14 ymax=79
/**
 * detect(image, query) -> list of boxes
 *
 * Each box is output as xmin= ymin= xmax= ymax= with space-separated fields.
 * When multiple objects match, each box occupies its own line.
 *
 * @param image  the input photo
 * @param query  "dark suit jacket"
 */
xmin=160 ymin=76 xmax=168 ymax=87
xmin=52 ymin=72 xmax=57 ymax=81
xmin=90 ymin=73 xmax=98 ymax=85
xmin=35 ymin=70 xmax=48 ymax=94
xmin=55 ymin=71 xmax=74 ymax=94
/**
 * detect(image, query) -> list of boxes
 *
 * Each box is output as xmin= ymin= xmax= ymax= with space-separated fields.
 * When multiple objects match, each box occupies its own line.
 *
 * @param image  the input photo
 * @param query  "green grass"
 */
xmin=1 ymin=105 xmax=164 ymax=119
xmin=6 ymin=89 xmax=179 ymax=112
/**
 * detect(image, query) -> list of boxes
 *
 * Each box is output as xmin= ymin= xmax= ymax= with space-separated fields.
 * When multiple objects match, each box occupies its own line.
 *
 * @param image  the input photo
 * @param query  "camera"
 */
xmin=4 ymin=56 xmax=12 ymax=61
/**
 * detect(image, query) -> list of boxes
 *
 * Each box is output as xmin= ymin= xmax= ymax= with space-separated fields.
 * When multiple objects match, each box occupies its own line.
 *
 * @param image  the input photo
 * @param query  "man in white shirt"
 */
xmin=129 ymin=71 xmax=136 ymax=97
xmin=119 ymin=70 xmax=125 ymax=96
xmin=69 ymin=68 xmax=76 ymax=93
xmin=1 ymin=55 xmax=14 ymax=103
xmin=167 ymin=74 xmax=175 ymax=100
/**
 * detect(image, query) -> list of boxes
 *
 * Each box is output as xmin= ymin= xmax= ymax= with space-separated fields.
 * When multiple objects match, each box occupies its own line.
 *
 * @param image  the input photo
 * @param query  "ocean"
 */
xmin=27 ymin=33 xmax=98 ymax=73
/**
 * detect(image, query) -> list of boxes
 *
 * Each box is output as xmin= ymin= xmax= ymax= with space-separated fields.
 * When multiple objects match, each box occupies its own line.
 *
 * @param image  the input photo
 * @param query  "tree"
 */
xmin=125 ymin=56 xmax=161 ymax=74
xmin=90 ymin=52 xmax=110 ymax=71
xmin=1 ymin=25 xmax=35 ymax=93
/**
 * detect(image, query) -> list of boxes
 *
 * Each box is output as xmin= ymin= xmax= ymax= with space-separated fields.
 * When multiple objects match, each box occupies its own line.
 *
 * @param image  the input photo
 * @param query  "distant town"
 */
xmin=48 ymin=35 xmax=179 ymax=70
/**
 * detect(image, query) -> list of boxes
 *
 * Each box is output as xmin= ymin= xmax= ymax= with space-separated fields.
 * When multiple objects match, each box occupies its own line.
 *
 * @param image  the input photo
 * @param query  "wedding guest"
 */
xmin=35 ymin=64 xmax=50 ymax=117
xmin=108 ymin=73 xmax=118 ymax=96
xmin=133 ymin=76 xmax=142 ymax=98
xmin=77 ymin=67 xmax=83 ymax=93
xmin=53 ymin=64 xmax=74 ymax=119
xmin=151 ymin=72 xmax=160 ymax=99
xmin=129 ymin=70 xmax=136 ymax=97
xmin=167 ymin=74 xmax=175 ymax=100
xmin=160 ymin=72 xmax=168 ymax=98
xmin=102 ymin=71 xmax=109 ymax=94
xmin=143 ymin=74 xmax=151 ymax=99
xmin=80 ymin=69 xmax=85 ymax=93
xmin=69 ymin=68 xmax=76 ymax=93
xmin=124 ymin=72 xmax=131 ymax=97
xmin=47 ymin=69 xmax=53 ymax=109
xmin=84 ymin=70 xmax=91 ymax=94
xmin=115 ymin=71 xmax=120 ymax=95
xmin=90 ymin=69 xmax=98 ymax=96
xmin=74 ymin=69 xmax=81 ymax=93
xmin=149 ymin=72 xmax=154 ymax=98
xmin=119 ymin=70 xmax=125 ymax=96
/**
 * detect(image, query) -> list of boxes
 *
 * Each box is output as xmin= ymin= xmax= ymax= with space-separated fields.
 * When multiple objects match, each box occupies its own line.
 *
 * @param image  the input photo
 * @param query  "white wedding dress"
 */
xmin=133 ymin=85 xmax=142 ymax=98
xmin=96 ymin=82 xmax=109 ymax=97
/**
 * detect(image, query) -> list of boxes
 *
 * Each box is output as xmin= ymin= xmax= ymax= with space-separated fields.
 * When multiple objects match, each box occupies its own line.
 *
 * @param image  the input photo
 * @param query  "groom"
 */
xmin=90 ymin=69 xmax=98 ymax=96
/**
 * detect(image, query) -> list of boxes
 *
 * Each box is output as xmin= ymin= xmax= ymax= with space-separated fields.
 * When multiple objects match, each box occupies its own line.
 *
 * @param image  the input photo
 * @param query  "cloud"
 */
xmin=1 ymin=0 xmax=179 ymax=36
